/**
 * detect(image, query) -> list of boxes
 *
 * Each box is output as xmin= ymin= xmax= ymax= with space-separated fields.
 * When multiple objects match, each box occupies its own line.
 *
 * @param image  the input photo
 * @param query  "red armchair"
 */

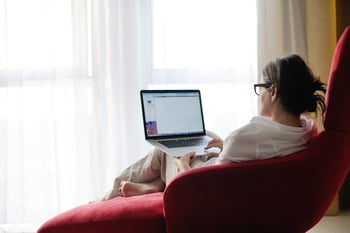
xmin=38 ymin=26 xmax=350 ymax=233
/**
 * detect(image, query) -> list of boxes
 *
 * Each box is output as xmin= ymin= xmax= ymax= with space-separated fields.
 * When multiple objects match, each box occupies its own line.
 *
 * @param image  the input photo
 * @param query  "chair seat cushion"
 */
xmin=37 ymin=192 xmax=165 ymax=233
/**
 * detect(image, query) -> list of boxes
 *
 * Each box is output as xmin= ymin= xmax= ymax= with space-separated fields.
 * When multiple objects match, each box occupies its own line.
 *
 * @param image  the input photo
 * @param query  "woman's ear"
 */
xmin=270 ymin=85 xmax=278 ymax=102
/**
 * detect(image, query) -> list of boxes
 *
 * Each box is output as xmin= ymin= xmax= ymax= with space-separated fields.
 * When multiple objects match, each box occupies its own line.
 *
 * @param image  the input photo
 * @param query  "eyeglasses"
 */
xmin=254 ymin=83 xmax=273 ymax=95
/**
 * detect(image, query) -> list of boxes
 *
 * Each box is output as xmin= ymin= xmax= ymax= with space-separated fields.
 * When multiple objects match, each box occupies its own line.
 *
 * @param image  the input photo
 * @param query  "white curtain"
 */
xmin=0 ymin=0 xmax=152 ymax=231
xmin=0 ymin=0 xmax=307 ymax=232
xmin=257 ymin=0 xmax=307 ymax=73
xmin=150 ymin=0 xmax=258 ymax=138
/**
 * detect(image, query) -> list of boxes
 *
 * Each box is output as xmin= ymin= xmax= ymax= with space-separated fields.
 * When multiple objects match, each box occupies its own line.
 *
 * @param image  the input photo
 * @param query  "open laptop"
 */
xmin=140 ymin=89 xmax=213 ymax=157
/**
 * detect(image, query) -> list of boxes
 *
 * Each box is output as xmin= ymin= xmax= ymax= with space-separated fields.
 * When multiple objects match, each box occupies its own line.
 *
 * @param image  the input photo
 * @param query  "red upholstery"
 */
xmin=163 ymin=26 xmax=350 ymax=233
xmin=38 ymin=26 xmax=350 ymax=233
xmin=163 ymin=132 xmax=350 ymax=233
xmin=37 ymin=192 xmax=165 ymax=233
xmin=324 ymin=26 xmax=350 ymax=131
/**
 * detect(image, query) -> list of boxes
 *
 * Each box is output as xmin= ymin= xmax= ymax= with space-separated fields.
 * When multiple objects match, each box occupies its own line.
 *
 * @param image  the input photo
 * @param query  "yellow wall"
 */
xmin=305 ymin=0 xmax=338 ymax=216
xmin=306 ymin=0 xmax=337 ymax=86
xmin=305 ymin=1 xmax=336 ymax=130
xmin=336 ymin=0 xmax=350 ymax=39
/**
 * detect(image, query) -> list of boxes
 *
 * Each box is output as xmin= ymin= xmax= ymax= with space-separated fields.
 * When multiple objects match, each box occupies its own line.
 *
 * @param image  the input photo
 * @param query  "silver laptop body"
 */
xmin=140 ymin=89 xmax=212 ymax=157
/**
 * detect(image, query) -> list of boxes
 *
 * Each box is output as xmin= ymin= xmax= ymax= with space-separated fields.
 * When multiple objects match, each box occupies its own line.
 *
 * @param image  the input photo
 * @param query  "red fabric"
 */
xmin=163 ymin=132 xmax=350 ymax=233
xmin=324 ymin=26 xmax=350 ymax=131
xmin=37 ymin=192 xmax=165 ymax=233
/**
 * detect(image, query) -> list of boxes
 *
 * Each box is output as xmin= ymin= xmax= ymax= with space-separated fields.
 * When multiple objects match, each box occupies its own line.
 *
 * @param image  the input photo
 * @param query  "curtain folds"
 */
xmin=150 ymin=0 xmax=258 ymax=138
xmin=257 ymin=0 xmax=307 ymax=72
xmin=0 ymin=0 xmax=152 ymax=229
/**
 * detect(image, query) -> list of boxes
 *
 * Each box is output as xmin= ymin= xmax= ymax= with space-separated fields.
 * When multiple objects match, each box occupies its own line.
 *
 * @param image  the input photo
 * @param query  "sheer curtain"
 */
xmin=151 ymin=0 xmax=258 ymax=138
xmin=257 ymin=0 xmax=307 ymax=73
xmin=0 ymin=0 xmax=152 ymax=231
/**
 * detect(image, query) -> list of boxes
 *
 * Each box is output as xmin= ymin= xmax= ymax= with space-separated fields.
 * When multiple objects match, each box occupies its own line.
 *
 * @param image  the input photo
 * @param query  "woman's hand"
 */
xmin=175 ymin=152 xmax=196 ymax=173
xmin=204 ymin=138 xmax=223 ymax=157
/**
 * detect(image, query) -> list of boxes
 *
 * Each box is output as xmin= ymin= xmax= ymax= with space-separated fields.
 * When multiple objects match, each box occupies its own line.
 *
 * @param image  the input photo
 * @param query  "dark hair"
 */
xmin=262 ymin=54 xmax=326 ymax=115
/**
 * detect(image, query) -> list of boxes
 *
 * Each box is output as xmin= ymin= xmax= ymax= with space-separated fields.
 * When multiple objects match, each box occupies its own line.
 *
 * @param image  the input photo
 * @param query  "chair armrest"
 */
xmin=162 ymin=148 xmax=333 ymax=233
xmin=163 ymin=162 xmax=261 ymax=233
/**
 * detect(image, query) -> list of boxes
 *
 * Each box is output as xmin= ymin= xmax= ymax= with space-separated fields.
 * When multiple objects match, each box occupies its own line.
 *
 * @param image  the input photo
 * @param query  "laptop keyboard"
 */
xmin=159 ymin=138 xmax=207 ymax=148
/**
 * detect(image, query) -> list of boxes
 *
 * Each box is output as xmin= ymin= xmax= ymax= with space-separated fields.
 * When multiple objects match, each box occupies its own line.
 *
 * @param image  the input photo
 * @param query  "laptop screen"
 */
xmin=140 ymin=90 xmax=206 ymax=139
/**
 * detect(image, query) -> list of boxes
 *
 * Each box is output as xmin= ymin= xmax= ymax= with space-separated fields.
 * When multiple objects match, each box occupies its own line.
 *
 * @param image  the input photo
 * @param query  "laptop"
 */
xmin=140 ymin=89 xmax=213 ymax=157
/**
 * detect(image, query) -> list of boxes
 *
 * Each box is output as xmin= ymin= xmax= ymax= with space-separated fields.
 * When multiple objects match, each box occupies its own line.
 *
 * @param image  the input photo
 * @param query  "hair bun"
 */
xmin=306 ymin=95 xmax=317 ymax=112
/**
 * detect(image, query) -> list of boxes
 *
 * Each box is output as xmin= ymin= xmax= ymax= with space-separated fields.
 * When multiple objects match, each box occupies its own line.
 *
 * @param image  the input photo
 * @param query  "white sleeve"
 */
xmin=205 ymin=130 xmax=222 ymax=140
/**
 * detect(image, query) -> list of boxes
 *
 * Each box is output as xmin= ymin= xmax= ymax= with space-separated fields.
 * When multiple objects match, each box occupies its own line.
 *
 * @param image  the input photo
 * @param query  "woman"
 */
xmin=103 ymin=54 xmax=326 ymax=199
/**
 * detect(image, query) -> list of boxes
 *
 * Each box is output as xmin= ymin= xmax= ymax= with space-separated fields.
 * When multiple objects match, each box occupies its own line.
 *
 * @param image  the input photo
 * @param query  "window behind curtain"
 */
xmin=151 ymin=0 xmax=258 ymax=138
xmin=0 ymin=0 xmax=96 ymax=227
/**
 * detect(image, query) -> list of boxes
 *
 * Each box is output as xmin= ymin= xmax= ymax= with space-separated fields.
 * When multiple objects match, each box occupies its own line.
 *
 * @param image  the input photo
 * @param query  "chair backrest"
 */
xmin=163 ymin=26 xmax=350 ymax=233
xmin=324 ymin=26 xmax=350 ymax=132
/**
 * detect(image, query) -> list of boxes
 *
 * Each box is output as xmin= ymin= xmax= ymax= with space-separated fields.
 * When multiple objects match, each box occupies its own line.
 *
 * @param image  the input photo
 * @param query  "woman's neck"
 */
xmin=271 ymin=112 xmax=301 ymax=127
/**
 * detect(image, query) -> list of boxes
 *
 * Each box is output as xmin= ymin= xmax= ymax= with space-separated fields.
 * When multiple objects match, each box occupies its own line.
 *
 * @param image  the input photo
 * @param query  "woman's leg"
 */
xmin=103 ymin=148 xmax=167 ymax=200
xmin=117 ymin=155 xmax=206 ymax=197
xmin=119 ymin=177 xmax=165 ymax=197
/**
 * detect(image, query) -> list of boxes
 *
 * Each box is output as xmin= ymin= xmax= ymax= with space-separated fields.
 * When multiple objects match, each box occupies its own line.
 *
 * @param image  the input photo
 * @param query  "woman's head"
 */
xmin=261 ymin=54 xmax=326 ymax=116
